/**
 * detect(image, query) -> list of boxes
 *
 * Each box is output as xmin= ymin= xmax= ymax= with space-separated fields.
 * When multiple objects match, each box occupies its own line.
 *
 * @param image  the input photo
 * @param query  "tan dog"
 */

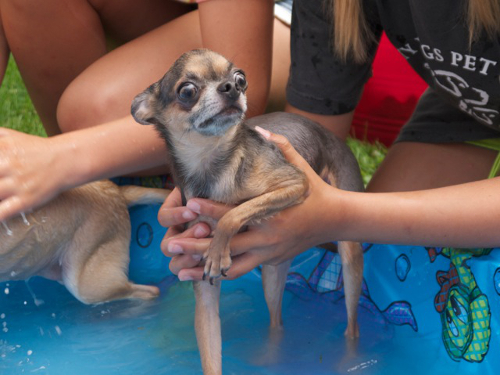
xmin=0 ymin=180 xmax=169 ymax=304
xmin=132 ymin=49 xmax=364 ymax=374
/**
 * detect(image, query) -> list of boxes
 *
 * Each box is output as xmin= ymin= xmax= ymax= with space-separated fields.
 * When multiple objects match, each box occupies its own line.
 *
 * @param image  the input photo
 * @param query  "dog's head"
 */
xmin=131 ymin=49 xmax=248 ymax=137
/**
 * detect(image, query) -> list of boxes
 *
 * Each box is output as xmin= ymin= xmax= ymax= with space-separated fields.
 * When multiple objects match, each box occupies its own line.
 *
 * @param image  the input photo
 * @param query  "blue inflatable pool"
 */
xmin=0 ymin=204 xmax=498 ymax=374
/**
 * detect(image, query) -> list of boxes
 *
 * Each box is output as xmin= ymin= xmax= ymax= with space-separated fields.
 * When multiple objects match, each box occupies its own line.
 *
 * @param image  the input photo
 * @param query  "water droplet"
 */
xmin=24 ymin=281 xmax=44 ymax=306
xmin=0 ymin=313 xmax=5 ymax=319
xmin=54 ymin=326 xmax=62 ymax=336
xmin=4 ymin=288 xmax=9 ymax=295
xmin=21 ymin=213 xmax=30 ymax=226
xmin=27 ymin=350 xmax=32 ymax=356
xmin=2 ymin=221 xmax=12 ymax=236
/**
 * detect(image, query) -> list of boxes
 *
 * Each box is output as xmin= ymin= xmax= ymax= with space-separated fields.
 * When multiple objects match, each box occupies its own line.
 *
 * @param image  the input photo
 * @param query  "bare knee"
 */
xmin=57 ymin=74 xmax=132 ymax=132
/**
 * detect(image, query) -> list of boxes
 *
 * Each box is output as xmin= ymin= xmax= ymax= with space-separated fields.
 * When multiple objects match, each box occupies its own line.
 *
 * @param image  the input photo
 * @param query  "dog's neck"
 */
xmin=163 ymin=121 xmax=246 ymax=200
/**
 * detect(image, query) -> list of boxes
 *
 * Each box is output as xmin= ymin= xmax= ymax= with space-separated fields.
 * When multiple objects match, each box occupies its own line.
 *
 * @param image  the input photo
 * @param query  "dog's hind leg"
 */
xmin=193 ymin=280 xmax=222 ymax=375
xmin=338 ymin=241 xmax=363 ymax=338
xmin=67 ymin=239 xmax=159 ymax=304
xmin=262 ymin=260 xmax=292 ymax=328
xmin=254 ymin=260 xmax=291 ymax=366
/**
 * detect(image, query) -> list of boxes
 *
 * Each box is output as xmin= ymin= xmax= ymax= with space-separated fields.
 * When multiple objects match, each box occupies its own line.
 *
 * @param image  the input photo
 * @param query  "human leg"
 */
xmin=367 ymin=141 xmax=498 ymax=193
xmin=58 ymin=12 xmax=291 ymax=132
xmin=0 ymin=0 xmax=192 ymax=136
xmin=57 ymin=10 xmax=203 ymax=132
xmin=368 ymin=85 xmax=500 ymax=193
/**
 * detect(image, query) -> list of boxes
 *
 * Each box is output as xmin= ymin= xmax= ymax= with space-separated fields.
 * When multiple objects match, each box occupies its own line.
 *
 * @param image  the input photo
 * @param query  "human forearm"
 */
xmin=0 ymin=117 xmax=167 ymax=221
xmin=285 ymin=103 xmax=354 ymax=140
xmin=53 ymin=116 xmax=168 ymax=188
xmin=331 ymin=178 xmax=500 ymax=247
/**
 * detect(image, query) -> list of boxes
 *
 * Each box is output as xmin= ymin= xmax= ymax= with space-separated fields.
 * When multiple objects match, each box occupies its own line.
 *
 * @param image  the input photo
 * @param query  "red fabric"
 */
xmin=351 ymin=33 xmax=428 ymax=146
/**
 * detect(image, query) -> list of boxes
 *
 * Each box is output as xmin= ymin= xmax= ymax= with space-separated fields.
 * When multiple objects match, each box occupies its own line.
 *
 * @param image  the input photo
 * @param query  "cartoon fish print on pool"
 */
xmin=426 ymin=247 xmax=492 ymax=363
xmin=285 ymin=247 xmax=418 ymax=331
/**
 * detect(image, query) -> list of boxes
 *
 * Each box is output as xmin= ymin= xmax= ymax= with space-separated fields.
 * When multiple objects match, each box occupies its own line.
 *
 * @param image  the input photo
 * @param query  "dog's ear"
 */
xmin=131 ymin=83 xmax=159 ymax=125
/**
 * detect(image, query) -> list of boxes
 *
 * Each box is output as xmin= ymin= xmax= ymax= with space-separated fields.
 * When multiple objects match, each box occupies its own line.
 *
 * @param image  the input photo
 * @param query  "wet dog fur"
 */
xmin=132 ymin=49 xmax=364 ymax=375
xmin=0 ymin=180 xmax=169 ymax=304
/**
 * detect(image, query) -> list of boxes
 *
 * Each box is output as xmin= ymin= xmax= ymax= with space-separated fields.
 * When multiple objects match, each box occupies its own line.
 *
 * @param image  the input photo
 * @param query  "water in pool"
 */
xmin=0 ymin=265 xmax=488 ymax=375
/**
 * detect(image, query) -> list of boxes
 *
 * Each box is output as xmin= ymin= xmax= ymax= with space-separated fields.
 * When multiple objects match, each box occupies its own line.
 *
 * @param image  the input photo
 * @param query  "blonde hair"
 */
xmin=330 ymin=0 xmax=500 ymax=63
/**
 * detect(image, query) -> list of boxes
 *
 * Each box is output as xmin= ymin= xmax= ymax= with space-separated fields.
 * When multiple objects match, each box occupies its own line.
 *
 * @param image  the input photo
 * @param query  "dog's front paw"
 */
xmin=202 ymin=237 xmax=232 ymax=284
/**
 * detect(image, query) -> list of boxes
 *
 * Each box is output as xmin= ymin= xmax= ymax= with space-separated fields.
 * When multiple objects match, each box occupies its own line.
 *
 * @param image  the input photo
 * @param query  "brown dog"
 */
xmin=132 ymin=49 xmax=364 ymax=375
xmin=0 ymin=180 xmax=169 ymax=304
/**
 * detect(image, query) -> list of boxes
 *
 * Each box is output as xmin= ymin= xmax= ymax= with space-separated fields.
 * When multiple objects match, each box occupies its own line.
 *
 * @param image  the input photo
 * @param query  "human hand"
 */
xmin=0 ymin=128 xmax=77 ymax=221
xmin=160 ymin=128 xmax=337 ymax=281
xmin=158 ymin=187 xmax=214 ymax=275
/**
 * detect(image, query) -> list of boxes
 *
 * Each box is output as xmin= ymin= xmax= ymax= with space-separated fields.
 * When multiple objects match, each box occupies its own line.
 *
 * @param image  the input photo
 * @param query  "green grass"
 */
xmin=1 ymin=57 xmax=46 ymax=137
xmin=0 ymin=57 xmax=386 ymax=184
xmin=347 ymin=137 xmax=387 ymax=186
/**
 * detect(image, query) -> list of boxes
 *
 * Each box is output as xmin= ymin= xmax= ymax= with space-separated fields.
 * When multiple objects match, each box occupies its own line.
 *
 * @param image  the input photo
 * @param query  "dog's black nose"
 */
xmin=217 ymin=81 xmax=240 ymax=100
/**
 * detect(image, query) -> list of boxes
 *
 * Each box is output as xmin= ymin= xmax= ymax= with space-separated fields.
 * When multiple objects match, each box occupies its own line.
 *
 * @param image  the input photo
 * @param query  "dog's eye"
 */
xmin=177 ymin=83 xmax=198 ymax=101
xmin=234 ymin=72 xmax=247 ymax=91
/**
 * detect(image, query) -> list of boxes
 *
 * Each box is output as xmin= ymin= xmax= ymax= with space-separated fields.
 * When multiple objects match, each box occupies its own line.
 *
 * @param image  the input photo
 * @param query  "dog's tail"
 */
xmin=119 ymin=186 xmax=171 ymax=207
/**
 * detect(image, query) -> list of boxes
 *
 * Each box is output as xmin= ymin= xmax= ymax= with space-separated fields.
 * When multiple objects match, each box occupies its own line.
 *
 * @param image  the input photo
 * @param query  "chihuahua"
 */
xmin=132 ymin=49 xmax=364 ymax=375
xmin=0 ymin=180 xmax=169 ymax=304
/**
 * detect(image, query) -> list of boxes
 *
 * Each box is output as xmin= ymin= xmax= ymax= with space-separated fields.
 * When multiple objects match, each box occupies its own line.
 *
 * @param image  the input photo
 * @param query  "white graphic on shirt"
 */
xmin=424 ymin=63 xmax=499 ymax=126
xmin=399 ymin=42 xmax=418 ymax=59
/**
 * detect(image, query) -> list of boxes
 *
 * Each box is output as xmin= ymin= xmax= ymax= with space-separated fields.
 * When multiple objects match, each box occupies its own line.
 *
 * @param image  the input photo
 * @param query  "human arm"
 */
xmin=161 ymin=129 xmax=500 ymax=281
xmin=0 ymin=117 xmax=167 ymax=221
xmin=0 ymin=0 xmax=275 ymax=222
xmin=285 ymin=103 xmax=354 ymax=140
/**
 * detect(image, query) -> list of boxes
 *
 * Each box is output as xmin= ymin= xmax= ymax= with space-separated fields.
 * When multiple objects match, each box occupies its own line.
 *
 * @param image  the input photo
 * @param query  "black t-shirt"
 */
xmin=287 ymin=0 xmax=500 ymax=141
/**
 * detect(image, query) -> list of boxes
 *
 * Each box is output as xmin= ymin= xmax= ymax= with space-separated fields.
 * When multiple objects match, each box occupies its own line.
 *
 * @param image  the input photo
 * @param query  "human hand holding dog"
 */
xmin=161 ymin=128 xmax=340 ymax=281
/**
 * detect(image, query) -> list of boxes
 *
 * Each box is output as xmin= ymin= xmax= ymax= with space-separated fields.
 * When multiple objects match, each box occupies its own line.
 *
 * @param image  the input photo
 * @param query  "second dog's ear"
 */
xmin=131 ymin=83 xmax=159 ymax=126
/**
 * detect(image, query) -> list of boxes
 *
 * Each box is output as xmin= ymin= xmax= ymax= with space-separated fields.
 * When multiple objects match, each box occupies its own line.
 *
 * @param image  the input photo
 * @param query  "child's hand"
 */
xmin=160 ymin=129 xmax=338 ymax=281
xmin=0 ymin=128 xmax=75 ymax=221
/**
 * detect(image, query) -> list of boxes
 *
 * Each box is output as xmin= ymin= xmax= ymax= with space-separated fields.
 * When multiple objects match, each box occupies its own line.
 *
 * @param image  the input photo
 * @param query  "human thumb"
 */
xmin=254 ymin=126 xmax=315 ymax=175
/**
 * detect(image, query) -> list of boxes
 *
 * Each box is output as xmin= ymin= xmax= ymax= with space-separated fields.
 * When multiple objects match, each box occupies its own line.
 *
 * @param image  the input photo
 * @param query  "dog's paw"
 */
xmin=202 ymin=243 xmax=232 ymax=284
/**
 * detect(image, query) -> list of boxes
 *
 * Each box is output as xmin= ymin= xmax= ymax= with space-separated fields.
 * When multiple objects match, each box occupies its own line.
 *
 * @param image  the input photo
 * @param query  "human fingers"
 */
xmin=185 ymin=197 xmax=234 ymax=220
xmin=254 ymin=126 xmax=316 ymax=176
xmin=0 ymin=196 xmax=26 ymax=223
xmin=176 ymin=252 xmax=266 ymax=281
xmin=160 ymin=231 xmax=211 ymax=257
xmin=161 ymin=223 xmax=211 ymax=257
xmin=158 ymin=187 xmax=198 ymax=228
xmin=0 ymin=174 xmax=52 ymax=222
xmin=177 ymin=266 xmax=205 ymax=281
xmin=169 ymin=255 xmax=203 ymax=276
